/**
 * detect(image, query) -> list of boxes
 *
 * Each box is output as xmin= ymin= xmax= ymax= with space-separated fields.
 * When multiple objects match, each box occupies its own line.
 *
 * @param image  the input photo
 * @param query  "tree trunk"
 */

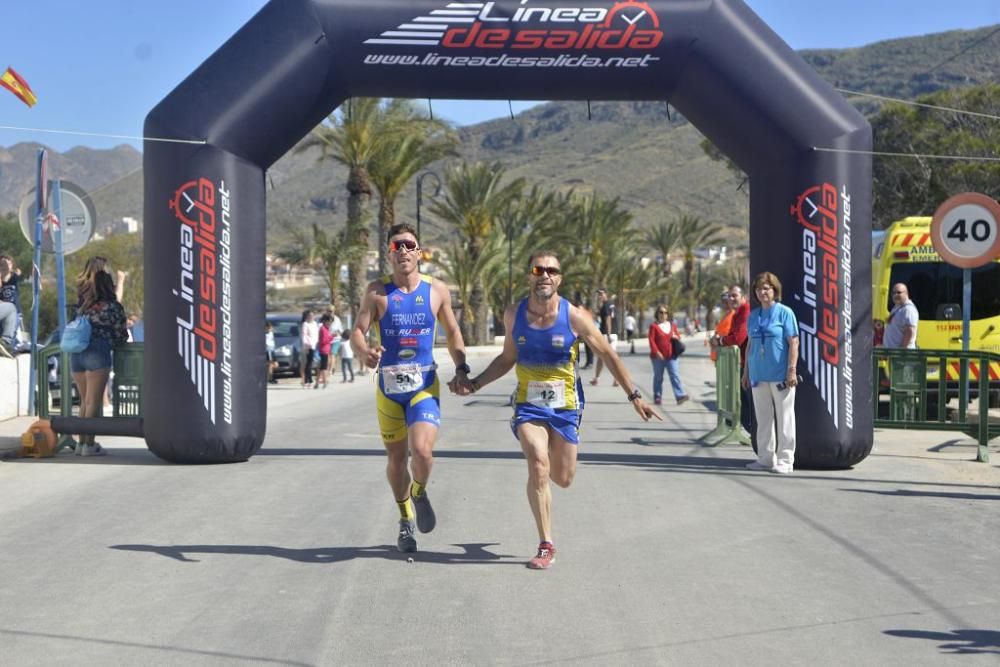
xmin=377 ymin=195 xmax=395 ymax=277
xmin=346 ymin=167 xmax=372 ymax=322
xmin=468 ymin=282 xmax=487 ymax=346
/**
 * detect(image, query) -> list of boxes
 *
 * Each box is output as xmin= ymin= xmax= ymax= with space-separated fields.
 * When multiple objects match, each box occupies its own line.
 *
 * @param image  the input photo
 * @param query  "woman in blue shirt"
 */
xmin=741 ymin=272 xmax=799 ymax=474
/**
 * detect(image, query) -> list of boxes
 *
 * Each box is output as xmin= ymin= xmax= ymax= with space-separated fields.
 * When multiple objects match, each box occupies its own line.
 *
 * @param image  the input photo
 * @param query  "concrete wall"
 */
xmin=0 ymin=355 xmax=32 ymax=420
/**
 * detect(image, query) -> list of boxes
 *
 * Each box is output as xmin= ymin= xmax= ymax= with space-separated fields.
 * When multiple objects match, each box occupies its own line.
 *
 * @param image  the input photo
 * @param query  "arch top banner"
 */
xmin=145 ymin=0 xmax=873 ymax=467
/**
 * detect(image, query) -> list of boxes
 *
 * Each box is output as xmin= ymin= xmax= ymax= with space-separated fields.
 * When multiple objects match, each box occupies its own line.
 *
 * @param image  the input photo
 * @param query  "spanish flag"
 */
xmin=1 ymin=66 xmax=38 ymax=108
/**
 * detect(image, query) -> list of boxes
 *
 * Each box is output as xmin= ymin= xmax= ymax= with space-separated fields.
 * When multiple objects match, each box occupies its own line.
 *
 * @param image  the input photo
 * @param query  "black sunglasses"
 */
xmin=531 ymin=265 xmax=562 ymax=277
xmin=389 ymin=239 xmax=419 ymax=253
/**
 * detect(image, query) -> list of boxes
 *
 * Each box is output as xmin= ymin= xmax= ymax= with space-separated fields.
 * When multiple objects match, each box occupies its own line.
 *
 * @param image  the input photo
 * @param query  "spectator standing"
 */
xmin=338 ymin=330 xmax=355 ymax=383
xmin=0 ymin=253 xmax=21 ymax=356
xmin=71 ymin=270 xmax=129 ymax=456
xmin=300 ymin=310 xmax=318 ymax=387
xmin=648 ymin=305 xmax=690 ymax=406
xmin=575 ymin=300 xmax=595 ymax=369
xmin=714 ymin=285 xmax=751 ymax=434
xmin=882 ymin=283 xmax=918 ymax=349
xmin=708 ymin=291 xmax=733 ymax=363
xmin=590 ymin=289 xmax=618 ymax=386
xmin=317 ymin=314 xmax=335 ymax=389
xmin=741 ymin=272 xmax=799 ymax=474
xmin=265 ymin=321 xmax=277 ymax=384
xmin=624 ymin=311 xmax=637 ymax=354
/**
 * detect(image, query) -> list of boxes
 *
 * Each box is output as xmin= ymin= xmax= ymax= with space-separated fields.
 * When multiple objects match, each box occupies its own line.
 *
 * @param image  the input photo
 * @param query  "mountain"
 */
xmin=0 ymin=144 xmax=141 ymax=223
xmin=3 ymin=24 xmax=1000 ymax=248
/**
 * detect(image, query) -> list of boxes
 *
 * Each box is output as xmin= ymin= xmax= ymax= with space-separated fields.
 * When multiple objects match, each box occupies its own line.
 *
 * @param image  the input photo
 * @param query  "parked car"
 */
xmin=267 ymin=313 xmax=301 ymax=378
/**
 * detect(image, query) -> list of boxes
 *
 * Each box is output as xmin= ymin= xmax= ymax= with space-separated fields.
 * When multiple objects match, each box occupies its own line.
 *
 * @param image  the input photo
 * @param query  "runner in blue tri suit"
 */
xmin=351 ymin=223 xmax=469 ymax=553
xmin=461 ymin=250 xmax=660 ymax=570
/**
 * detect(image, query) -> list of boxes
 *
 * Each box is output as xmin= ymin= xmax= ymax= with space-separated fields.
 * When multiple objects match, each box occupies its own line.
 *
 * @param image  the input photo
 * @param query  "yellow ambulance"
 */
xmin=873 ymin=217 xmax=1000 ymax=405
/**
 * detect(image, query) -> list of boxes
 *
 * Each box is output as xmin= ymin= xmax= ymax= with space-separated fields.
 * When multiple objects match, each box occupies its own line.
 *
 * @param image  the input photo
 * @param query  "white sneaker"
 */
xmin=79 ymin=443 xmax=107 ymax=457
xmin=745 ymin=461 xmax=772 ymax=471
xmin=772 ymin=465 xmax=793 ymax=474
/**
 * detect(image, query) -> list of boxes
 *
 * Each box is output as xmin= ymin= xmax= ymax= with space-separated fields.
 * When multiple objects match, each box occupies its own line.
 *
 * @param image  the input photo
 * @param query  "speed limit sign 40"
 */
xmin=930 ymin=192 xmax=1000 ymax=268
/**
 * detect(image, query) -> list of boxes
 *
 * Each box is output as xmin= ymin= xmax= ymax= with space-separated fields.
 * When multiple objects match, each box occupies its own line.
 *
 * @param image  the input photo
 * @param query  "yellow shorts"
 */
xmin=376 ymin=375 xmax=441 ymax=444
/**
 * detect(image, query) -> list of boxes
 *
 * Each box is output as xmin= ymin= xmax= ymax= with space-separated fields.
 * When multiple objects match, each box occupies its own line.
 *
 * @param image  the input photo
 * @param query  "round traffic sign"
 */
xmin=17 ymin=180 xmax=97 ymax=255
xmin=930 ymin=192 xmax=1000 ymax=269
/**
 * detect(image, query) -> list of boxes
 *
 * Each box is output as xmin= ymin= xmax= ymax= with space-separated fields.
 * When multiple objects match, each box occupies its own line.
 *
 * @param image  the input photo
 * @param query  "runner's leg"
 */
xmin=518 ymin=421 xmax=553 ymax=543
xmin=547 ymin=431 xmax=579 ymax=489
xmin=407 ymin=421 xmax=437 ymax=490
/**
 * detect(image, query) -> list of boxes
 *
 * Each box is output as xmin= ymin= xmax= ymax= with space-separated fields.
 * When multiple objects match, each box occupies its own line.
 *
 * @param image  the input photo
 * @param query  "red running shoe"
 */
xmin=527 ymin=542 xmax=556 ymax=570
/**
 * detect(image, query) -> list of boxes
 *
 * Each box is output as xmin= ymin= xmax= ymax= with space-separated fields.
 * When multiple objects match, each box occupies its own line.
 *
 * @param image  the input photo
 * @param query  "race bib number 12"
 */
xmin=527 ymin=380 xmax=566 ymax=408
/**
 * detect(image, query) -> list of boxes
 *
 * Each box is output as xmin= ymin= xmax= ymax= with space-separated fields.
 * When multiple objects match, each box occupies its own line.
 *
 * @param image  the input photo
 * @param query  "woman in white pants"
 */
xmin=741 ymin=271 xmax=799 ymax=474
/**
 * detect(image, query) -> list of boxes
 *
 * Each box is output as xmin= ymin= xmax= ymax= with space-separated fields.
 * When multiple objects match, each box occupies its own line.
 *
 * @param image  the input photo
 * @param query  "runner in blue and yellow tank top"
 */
xmin=351 ymin=223 xmax=470 ymax=554
xmin=510 ymin=297 xmax=585 ymax=444
xmin=462 ymin=250 xmax=660 ymax=571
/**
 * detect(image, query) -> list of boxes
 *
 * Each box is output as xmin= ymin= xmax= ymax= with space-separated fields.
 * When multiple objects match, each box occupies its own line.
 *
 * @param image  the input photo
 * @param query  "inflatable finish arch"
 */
xmin=144 ymin=0 xmax=872 ymax=466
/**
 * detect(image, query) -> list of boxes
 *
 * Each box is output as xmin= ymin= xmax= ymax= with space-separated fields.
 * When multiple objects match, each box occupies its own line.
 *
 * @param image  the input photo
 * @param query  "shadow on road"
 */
xmin=110 ymin=542 xmax=520 ymax=565
xmin=883 ymin=628 xmax=1000 ymax=655
xmin=842 ymin=488 xmax=1000 ymax=501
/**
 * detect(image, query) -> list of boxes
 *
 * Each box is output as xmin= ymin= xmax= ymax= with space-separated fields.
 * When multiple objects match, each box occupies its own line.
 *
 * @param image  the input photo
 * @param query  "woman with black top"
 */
xmin=71 ymin=270 xmax=128 ymax=456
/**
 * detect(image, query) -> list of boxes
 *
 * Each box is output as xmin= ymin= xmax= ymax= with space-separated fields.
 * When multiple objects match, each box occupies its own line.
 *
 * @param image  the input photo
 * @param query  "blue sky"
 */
xmin=1 ymin=0 xmax=998 ymax=152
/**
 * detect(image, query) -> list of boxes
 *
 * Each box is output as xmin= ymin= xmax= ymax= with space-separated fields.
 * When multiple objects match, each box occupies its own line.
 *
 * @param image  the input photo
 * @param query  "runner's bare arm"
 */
xmin=570 ymin=305 xmax=662 ymax=421
xmin=433 ymin=279 xmax=472 ymax=394
xmin=351 ymin=281 xmax=384 ymax=369
xmin=467 ymin=305 xmax=519 ymax=394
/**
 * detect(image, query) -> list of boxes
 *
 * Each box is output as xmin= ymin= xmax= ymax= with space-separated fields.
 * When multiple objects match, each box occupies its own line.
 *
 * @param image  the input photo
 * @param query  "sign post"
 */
xmin=930 ymin=192 xmax=1000 ymax=412
xmin=28 ymin=150 xmax=47 ymax=416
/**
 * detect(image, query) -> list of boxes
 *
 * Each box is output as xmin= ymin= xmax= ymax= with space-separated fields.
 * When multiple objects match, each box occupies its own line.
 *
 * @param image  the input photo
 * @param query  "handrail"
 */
xmin=872 ymin=347 xmax=1000 ymax=463
xmin=699 ymin=345 xmax=751 ymax=446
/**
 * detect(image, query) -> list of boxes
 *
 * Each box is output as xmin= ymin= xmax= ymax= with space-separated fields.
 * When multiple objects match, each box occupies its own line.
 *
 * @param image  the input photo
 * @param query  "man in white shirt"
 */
xmin=624 ymin=311 xmax=637 ymax=354
xmin=883 ymin=283 xmax=918 ymax=349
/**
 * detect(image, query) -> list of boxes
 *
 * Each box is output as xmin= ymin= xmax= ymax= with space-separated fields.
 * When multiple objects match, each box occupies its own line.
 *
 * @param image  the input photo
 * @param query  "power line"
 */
xmin=812 ymin=147 xmax=1000 ymax=163
xmin=924 ymin=25 xmax=1000 ymax=74
xmin=0 ymin=124 xmax=206 ymax=145
xmin=837 ymin=88 xmax=1000 ymax=122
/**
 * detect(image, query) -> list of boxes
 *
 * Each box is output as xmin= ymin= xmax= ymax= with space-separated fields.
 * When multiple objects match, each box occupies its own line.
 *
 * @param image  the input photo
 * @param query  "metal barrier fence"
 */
xmin=872 ymin=347 xmax=1000 ymax=463
xmin=699 ymin=345 xmax=751 ymax=446
xmin=36 ymin=342 xmax=145 ymax=421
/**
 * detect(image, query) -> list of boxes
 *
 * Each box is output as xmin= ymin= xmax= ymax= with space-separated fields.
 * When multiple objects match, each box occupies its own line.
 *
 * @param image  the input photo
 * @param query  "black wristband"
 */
xmin=626 ymin=389 xmax=641 ymax=402
xmin=456 ymin=363 xmax=471 ymax=374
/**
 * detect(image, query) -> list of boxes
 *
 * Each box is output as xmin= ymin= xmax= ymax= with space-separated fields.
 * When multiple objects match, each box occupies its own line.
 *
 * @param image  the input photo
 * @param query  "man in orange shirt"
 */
xmin=709 ymin=291 xmax=733 ymax=363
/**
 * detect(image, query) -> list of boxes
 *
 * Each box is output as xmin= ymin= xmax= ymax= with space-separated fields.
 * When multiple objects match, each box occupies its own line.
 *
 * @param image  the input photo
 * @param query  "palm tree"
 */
xmin=676 ymin=215 xmax=726 ymax=291
xmin=436 ymin=236 xmax=505 ymax=343
xmin=369 ymin=101 xmax=459 ymax=275
xmin=645 ymin=220 xmax=681 ymax=277
xmin=553 ymin=193 xmax=638 ymax=300
xmin=489 ymin=185 xmax=573 ymax=332
xmin=430 ymin=162 xmax=524 ymax=344
xmin=307 ymin=98 xmax=383 ymax=320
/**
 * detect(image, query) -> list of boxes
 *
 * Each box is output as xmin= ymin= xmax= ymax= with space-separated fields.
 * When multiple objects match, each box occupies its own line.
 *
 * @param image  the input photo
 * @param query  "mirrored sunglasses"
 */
xmin=389 ymin=239 xmax=419 ymax=253
xmin=530 ymin=265 xmax=562 ymax=277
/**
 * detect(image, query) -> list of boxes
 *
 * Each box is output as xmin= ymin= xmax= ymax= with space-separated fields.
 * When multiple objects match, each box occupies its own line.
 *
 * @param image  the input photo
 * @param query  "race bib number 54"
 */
xmin=527 ymin=380 xmax=565 ymax=408
xmin=383 ymin=364 xmax=424 ymax=395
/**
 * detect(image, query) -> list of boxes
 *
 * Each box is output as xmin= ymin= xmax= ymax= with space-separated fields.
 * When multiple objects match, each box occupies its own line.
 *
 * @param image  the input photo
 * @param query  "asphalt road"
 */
xmin=1 ymin=340 xmax=998 ymax=665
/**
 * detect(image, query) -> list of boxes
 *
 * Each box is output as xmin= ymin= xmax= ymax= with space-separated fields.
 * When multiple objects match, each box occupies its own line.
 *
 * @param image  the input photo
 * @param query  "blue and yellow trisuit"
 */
xmin=375 ymin=275 xmax=440 ymax=444
xmin=510 ymin=297 xmax=586 ymax=444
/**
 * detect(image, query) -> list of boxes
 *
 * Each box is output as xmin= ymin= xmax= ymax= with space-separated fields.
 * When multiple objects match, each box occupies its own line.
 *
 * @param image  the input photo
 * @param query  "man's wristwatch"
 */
xmin=456 ymin=363 xmax=471 ymax=374
xmin=626 ymin=389 xmax=642 ymax=402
